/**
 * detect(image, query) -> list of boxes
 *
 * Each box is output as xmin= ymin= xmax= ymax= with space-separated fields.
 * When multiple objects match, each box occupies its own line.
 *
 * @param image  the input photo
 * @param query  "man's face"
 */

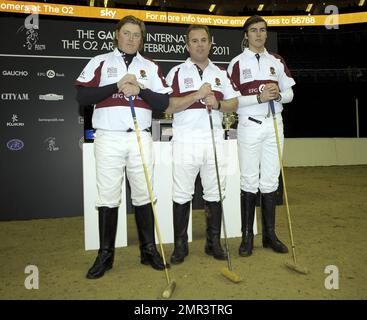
xmin=186 ymin=29 xmax=212 ymax=64
xmin=245 ymin=21 xmax=267 ymax=52
xmin=116 ymin=22 xmax=142 ymax=54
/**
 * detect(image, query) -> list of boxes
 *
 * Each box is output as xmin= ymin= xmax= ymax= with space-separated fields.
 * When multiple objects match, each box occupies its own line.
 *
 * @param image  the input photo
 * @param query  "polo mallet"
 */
xmin=128 ymin=96 xmax=177 ymax=298
xmin=269 ymin=100 xmax=309 ymax=275
xmin=207 ymin=106 xmax=242 ymax=283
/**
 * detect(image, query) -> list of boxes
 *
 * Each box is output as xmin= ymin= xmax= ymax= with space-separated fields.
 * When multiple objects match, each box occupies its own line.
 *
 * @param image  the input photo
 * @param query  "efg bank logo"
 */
xmin=37 ymin=69 xmax=65 ymax=78
xmin=7 ymin=114 xmax=25 ymax=127
xmin=7 ymin=139 xmax=25 ymax=151
xmin=2 ymin=70 xmax=29 ymax=77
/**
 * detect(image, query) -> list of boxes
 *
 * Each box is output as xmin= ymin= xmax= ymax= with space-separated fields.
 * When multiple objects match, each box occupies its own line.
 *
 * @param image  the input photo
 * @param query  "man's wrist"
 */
xmin=217 ymin=100 xmax=222 ymax=110
xmin=256 ymin=94 xmax=262 ymax=104
xmin=194 ymin=91 xmax=203 ymax=101
xmin=275 ymin=93 xmax=282 ymax=102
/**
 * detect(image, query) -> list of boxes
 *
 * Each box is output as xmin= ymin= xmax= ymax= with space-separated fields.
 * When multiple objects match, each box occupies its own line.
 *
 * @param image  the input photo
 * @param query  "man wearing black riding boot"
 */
xmin=170 ymin=201 xmax=190 ymax=264
xmin=261 ymin=192 xmax=288 ymax=253
xmin=227 ymin=15 xmax=295 ymax=257
xmin=76 ymin=16 xmax=172 ymax=279
xmin=86 ymin=207 xmax=118 ymax=279
xmin=204 ymin=201 xmax=227 ymax=260
xmin=165 ymin=25 xmax=239 ymax=264
xmin=135 ymin=203 xmax=166 ymax=270
xmin=238 ymin=191 xmax=256 ymax=257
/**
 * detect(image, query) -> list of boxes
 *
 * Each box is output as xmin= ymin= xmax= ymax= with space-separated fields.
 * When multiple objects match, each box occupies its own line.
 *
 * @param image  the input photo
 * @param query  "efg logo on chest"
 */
xmin=112 ymin=93 xmax=136 ymax=102
xmin=107 ymin=67 xmax=118 ymax=78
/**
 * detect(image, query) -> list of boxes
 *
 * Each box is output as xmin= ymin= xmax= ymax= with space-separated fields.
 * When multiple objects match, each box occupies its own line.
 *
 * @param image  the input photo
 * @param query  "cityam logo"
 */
xmin=2 ymin=70 xmax=29 ymax=77
xmin=1 ymin=93 xmax=29 ymax=101
xmin=7 ymin=114 xmax=25 ymax=127
xmin=44 ymin=137 xmax=60 ymax=151
xmin=39 ymin=93 xmax=64 ymax=101
xmin=37 ymin=69 xmax=65 ymax=78
xmin=7 ymin=139 xmax=25 ymax=151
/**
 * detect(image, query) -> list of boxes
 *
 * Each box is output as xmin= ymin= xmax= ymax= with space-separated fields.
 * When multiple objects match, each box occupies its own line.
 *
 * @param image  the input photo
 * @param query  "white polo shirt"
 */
xmin=166 ymin=58 xmax=240 ymax=143
xmin=75 ymin=48 xmax=172 ymax=131
xmin=227 ymin=48 xmax=295 ymax=119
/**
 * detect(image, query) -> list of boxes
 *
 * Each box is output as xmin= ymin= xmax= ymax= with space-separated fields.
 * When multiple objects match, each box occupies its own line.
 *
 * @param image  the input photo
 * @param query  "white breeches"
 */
xmin=172 ymin=141 xmax=226 ymax=204
xmin=237 ymin=114 xmax=284 ymax=194
xmin=94 ymin=129 xmax=154 ymax=207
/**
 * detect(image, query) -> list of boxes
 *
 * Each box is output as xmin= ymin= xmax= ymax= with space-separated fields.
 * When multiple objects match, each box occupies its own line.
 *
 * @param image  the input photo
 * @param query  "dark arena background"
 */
xmin=0 ymin=0 xmax=366 ymax=305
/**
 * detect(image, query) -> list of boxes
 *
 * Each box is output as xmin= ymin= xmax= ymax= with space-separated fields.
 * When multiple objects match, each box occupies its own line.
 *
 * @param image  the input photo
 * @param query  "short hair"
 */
xmin=243 ymin=15 xmax=268 ymax=34
xmin=241 ymin=15 xmax=268 ymax=50
xmin=113 ymin=15 xmax=146 ymax=51
xmin=185 ymin=25 xmax=211 ymax=45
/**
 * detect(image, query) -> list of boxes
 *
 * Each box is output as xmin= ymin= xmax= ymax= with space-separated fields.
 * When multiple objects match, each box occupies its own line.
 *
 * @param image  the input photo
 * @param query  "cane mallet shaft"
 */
xmin=269 ymin=100 xmax=308 ymax=275
xmin=207 ymin=106 xmax=242 ymax=283
xmin=128 ymin=97 xmax=177 ymax=297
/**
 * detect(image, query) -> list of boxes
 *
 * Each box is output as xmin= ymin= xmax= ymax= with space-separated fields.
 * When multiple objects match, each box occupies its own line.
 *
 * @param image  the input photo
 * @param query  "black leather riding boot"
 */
xmin=170 ymin=201 xmax=190 ymax=264
xmin=135 ymin=203 xmax=168 ymax=270
xmin=204 ymin=201 xmax=226 ymax=260
xmin=86 ymin=207 xmax=118 ymax=279
xmin=261 ymin=192 xmax=288 ymax=253
xmin=238 ymin=191 xmax=257 ymax=257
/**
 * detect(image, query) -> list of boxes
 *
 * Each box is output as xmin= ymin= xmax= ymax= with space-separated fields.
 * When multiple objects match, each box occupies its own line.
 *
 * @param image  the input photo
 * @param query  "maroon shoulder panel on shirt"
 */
xmin=230 ymin=60 xmax=241 ymax=90
xmin=269 ymin=52 xmax=293 ymax=78
xmin=74 ymin=60 xmax=104 ymax=88
xmin=170 ymin=68 xmax=181 ymax=97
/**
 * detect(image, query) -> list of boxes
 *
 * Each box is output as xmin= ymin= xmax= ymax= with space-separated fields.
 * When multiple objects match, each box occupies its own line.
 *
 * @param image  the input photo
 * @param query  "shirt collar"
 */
xmin=113 ymin=48 xmax=144 ymax=62
xmin=185 ymin=57 xmax=214 ymax=70
xmin=243 ymin=47 xmax=269 ymax=59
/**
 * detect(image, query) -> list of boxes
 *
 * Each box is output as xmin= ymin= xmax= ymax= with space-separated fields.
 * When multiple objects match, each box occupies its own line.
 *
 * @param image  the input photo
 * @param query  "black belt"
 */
xmin=126 ymin=128 xmax=151 ymax=132
xmin=248 ymin=117 xmax=262 ymax=125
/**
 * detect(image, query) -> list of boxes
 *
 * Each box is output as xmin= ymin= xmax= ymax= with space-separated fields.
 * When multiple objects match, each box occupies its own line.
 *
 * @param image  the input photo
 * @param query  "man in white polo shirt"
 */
xmin=227 ymin=15 xmax=295 ymax=257
xmin=75 ymin=15 xmax=172 ymax=279
xmin=165 ymin=25 xmax=239 ymax=265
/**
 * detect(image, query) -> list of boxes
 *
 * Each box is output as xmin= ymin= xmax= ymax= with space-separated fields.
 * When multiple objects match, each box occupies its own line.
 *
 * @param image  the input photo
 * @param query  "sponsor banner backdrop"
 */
xmin=0 ymin=15 xmax=276 ymax=220
xmin=1 ymin=0 xmax=367 ymax=26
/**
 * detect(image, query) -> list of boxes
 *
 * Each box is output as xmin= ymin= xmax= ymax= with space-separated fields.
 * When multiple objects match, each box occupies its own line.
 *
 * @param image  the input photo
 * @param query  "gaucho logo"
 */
xmin=7 ymin=139 xmax=24 ymax=151
xmin=2 ymin=70 xmax=29 ymax=77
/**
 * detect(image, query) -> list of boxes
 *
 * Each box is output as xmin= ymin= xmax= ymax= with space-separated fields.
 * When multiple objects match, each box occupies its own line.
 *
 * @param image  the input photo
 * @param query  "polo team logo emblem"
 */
xmin=184 ymin=77 xmax=194 ymax=89
xmin=140 ymin=69 xmax=147 ymax=79
xmin=215 ymin=77 xmax=221 ymax=87
xmin=107 ymin=67 xmax=117 ymax=77
xmin=242 ymin=68 xmax=252 ymax=79
xmin=270 ymin=67 xmax=276 ymax=75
